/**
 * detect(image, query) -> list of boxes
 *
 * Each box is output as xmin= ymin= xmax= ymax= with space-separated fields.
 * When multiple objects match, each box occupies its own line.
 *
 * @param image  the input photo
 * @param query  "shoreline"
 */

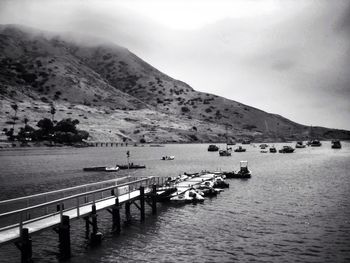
xmin=1 ymin=139 xmax=348 ymax=151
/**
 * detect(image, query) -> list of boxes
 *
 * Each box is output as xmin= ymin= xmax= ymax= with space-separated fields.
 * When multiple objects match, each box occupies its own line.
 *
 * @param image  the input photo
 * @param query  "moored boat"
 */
xmin=224 ymin=161 xmax=251 ymax=179
xmin=195 ymin=181 xmax=220 ymax=197
xmin=208 ymin=145 xmax=219 ymax=152
xmin=161 ymin=156 xmax=175 ymax=160
xmin=295 ymin=141 xmax=306 ymax=148
xmin=116 ymin=164 xmax=146 ymax=169
xmin=309 ymin=140 xmax=322 ymax=147
xmin=331 ymin=140 xmax=341 ymax=149
xmin=83 ymin=166 xmax=119 ymax=172
xmin=234 ymin=146 xmax=246 ymax=152
xmin=213 ymin=176 xmax=229 ymax=188
xmin=259 ymin=143 xmax=268 ymax=149
xmin=170 ymin=188 xmax=204 ymax=203
xmin=279 ymin=146 xmax=295 ymax=153
xmin=269 ymin=146 xmax=277 ymax=153
xmin=155 ymin=187 xmax=178 ymax=202
xmin=219 ymin=149 xmax=232 ymax=156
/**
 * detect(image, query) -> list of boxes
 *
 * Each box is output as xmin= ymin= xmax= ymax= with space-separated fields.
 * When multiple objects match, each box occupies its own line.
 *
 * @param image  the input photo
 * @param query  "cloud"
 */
xmin=0 ymin=0 xmax=350 ymax=129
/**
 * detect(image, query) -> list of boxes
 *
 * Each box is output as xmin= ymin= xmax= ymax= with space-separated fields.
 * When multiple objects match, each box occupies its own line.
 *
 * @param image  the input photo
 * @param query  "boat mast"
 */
xmin=126 ymin=150 xmax=130 ymax=172
xmin=225 ymin=124 xmax=228 ymax=151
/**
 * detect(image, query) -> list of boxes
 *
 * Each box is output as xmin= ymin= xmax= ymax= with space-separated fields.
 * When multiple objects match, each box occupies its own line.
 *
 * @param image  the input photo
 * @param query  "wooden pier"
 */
xmin=86 ymin=141 xmax=143 ymax=147
xmin=0 ymin=176 xmax=167 ymax=261
xmin=0 ymin=173 xmax=224 ymax=262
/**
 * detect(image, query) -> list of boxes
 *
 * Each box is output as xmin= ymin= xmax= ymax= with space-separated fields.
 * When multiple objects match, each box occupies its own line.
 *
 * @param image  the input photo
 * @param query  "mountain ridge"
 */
xmin=1 ymin=24 xmax=349 ymax=143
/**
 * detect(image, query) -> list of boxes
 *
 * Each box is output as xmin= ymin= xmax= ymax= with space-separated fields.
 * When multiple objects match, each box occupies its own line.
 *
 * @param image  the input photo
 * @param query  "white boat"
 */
xmin=195 ymin=181 xmax=223 ymax=196
xmin=161 ymin=156 xmax=175 ymax=160
xmin=295 ymin=141 xmax=306 ymax=148
xmin=104 ymin=167 xmax=120 ymax=172
xmin=170 ymin=189 xmax=204 ymax=203
xmin=83 ymin=166 xmax=119 ymax=172
xmin=213 ymin=176 xmax=229 ymax=188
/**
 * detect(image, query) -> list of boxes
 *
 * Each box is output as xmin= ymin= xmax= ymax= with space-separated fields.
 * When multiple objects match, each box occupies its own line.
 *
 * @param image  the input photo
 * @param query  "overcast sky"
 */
xmin=1 ymin=0 xmax=349 ymax=129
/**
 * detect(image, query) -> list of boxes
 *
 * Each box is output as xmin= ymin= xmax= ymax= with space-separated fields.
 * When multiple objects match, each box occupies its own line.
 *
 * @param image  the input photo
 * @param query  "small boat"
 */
xmin=269 ymin=147 xmax=277 ymax=153
xmin=260 ymin=150 xmax=268 ymax=153
xmin=224 ymin=161 xmax=251 ymax=179
xmin=259 ymin=143 xmax=268 ymax=149
xmin=116 ymin=164 xmax=146 ymax=169
xmin=170 ymin=189 xmax=204 ymax=203
xmin=295 ymin=141 xmax=306 ymax=148
xmin=119 ymin=151 xmax=146 ymax=169
xmin=219 ymin=149 xmax=231 ymax=156
xmin=105 ymin=167 xmax=120 ymax=172
xmin=234 ymin=146 xmax=246 ymax=152
xmin=309 ymin=140 xmax=322 ymax=147
xmin=150 ymin=144 xmax=164 ymax=147
xmin=161 ymin=156 xmax=175 ymax=160
xmin=155 ymin=187 xmax=178 ymax=202
xmin=196 ymin=181 xmax=220 ymax=197
xmin=83 ymin=166 xmax=119 ymax=172
xmin=331 ymin=140 xmax=341 ymax=149
xmin=213 ymin=176 xmax=229 ymax=188
xmin=208 ymin=145 xmax=219 ymax=152
xmin=279 ymin=146 xmax=295 ymax=153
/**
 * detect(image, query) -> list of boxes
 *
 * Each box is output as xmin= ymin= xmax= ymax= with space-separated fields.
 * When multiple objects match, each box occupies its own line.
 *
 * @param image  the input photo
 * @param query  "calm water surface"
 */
xmin=0 ymin=142 xmax=350 ymax=262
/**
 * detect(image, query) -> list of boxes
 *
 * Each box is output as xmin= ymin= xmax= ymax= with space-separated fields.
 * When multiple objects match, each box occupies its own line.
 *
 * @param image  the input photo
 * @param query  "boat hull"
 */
xmin=224 ymin=171 xmax=251 ymax=179
xmin=116 ymin=165 xmax=146 ymax=169
xmin=83 ymin=166 xmax=119 ymax=172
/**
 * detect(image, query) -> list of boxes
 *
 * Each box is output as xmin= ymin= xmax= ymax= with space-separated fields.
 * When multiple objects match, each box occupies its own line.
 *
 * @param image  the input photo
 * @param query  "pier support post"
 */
xmin=140 ymin=187 xmax=145 ymax=221
xmin=125 ymin=201 xmax=131 ymax=224
xmin=84 ymin=216 xmax=90 ymax=239
xmin=152 ymin=184 xmax=157 ymax=215
xmin=14 ymin=228 xmax=33 ymax=263
xmin=112 ymin=198 xmax=121 ymax=233
xmin=58 ymin=215 xmax=71 ymax=259
xmin=90 ymin=204 xmax=102 ymax=244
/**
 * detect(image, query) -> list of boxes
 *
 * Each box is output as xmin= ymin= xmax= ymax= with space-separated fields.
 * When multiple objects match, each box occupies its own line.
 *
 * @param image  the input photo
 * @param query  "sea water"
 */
xmin=0 ymin=142 xmax=349 ymax=262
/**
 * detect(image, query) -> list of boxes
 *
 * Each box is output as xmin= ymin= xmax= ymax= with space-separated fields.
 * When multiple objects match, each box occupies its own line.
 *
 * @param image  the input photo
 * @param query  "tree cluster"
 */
xmin=4 ymin=118 xmax=89 ymax=145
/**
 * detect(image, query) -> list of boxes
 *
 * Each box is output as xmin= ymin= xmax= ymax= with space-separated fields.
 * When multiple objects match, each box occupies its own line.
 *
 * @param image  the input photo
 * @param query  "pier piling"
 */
xmin=112 ymin=198 xmax=121 ymax=233
xmin=125 ymin=201 xmax=131 ymax=224
xmin=1 ymin=176 xmax=165 ymax=260
xmin=58 ymin=215 xmax=71 ymax=259
xmin=140 ymin=186 xmax=145 ymax=221
xmin=84 ymin=216 xmax=90 ymax=239
xmin=15 ymin=228 xmax=33 ymax=263
xmin=152 ymin=184 xmax=157 ymax=215
xmin=90 ymin=205 xmax=102 ymax=244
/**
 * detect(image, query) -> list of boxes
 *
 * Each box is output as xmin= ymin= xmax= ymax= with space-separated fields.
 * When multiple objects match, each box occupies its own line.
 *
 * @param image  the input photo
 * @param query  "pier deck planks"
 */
xmin=0 ymin=190 xmax=143 ymax=245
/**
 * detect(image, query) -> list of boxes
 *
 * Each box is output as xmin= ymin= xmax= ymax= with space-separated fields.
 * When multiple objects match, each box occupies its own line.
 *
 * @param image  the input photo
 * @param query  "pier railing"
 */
xmin=0 ymin=172 xmax=220 ymax=261
xmin=0 ymin=176 xmax=169 ymax=232
xmin=0 ymin=176 xmax=136 ymax=214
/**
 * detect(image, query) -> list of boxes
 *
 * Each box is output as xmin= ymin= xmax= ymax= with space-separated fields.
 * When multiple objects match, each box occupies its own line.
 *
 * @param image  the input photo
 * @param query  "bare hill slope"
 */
xmin=1 ymin=25 xmax=349 ymax=142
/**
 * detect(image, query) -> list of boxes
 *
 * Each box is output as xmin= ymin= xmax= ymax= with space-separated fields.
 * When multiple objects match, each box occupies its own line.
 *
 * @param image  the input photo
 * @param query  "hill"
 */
xmin=1 ymin=24 xmax=349 ymax=143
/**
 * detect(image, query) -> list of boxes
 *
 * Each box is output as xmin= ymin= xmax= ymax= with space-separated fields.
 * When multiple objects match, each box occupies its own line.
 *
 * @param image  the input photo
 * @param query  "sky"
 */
xmin=0 ymin=0 xmax=350 ymax=130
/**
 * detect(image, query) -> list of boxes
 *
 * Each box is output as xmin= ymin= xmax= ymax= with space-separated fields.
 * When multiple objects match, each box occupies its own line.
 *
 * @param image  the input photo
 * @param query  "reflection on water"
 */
xmin=1 ymin=142 xmax=350 ymax=262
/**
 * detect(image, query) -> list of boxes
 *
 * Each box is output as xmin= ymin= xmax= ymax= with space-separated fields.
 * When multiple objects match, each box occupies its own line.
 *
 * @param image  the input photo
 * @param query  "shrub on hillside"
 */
xmin=181 ymin=106 xmax=190 ymax=113
xmin=243 ymin=124 xmax=257 ymax=130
